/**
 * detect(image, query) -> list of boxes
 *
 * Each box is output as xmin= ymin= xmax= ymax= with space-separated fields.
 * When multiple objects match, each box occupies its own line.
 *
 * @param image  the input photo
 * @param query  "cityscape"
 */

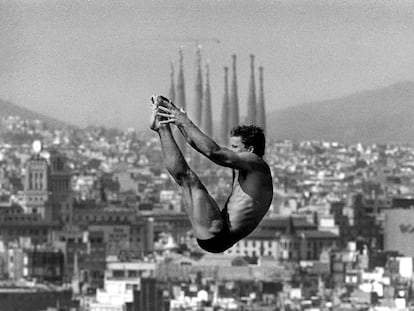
xmin=1 ymin=47 xmax=414 ymax=310
xmin=2 ymin=1 xmax=414 ymax=311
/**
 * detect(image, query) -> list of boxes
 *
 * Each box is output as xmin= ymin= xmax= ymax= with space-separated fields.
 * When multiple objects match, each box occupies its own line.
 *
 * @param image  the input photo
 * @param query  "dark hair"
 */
xmin=230 ymin=125 xmax=266 ymax=157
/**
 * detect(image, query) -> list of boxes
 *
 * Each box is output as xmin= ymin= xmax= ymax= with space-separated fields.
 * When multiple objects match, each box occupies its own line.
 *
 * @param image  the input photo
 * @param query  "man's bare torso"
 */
xmin=225 ymin=162 xmax=273 ymax=241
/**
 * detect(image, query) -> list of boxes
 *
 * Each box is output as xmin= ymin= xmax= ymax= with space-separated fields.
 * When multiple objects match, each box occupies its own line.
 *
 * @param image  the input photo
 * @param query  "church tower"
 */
xmin=201 ymin=63 xmax=213 ymax=169
xmin=201 ymin=63 xmax=213 ymax=137
xmin=257 ymin=66 xmax=266 ymax=133
xmin=175 ymin=48 xmax=187 ymax=153
xmin=23 ymin=141 xmax=73 ymax=225
xmin=168 ymin=62 xmax=175 ymax=102
xmin=192 ymin=46 xmax=203 ymax=170
xmin=229 ymin=54 xmax=240 ymax=130
xmin=48 ymin=149 xmax=73 ymax=225
xmin=245 ymin=54 xmax=257 ymax=125
xmin=23 ymin=140 xmax=48 ymax=218
xmin=194 ymin=45 xmax=203 ymax=126
xmin=220 ymin=66 xmax=230 ymax=146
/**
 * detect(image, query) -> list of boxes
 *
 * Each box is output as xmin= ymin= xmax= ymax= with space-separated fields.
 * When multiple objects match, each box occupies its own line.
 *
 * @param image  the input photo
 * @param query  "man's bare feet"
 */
xmin=151 ymin=95 xmax=178 ymax=110
xmin=150 ymin=95 xmax=182 ymax=131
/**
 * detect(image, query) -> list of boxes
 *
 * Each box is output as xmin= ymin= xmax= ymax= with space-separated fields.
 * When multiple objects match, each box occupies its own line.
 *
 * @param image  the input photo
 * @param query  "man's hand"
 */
xmin=157 ymin=106 xmax=189 ymax=127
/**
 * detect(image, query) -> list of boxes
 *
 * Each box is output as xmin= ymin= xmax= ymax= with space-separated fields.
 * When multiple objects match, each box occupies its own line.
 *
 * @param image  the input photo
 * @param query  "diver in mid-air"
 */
xmin=149 ymin=95 xmax=273 ymax=253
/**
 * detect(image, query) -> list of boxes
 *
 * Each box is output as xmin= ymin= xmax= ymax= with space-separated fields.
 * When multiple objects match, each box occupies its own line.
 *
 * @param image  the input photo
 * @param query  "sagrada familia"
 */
xmin=167 ymin=46 xmax=267 ymax=157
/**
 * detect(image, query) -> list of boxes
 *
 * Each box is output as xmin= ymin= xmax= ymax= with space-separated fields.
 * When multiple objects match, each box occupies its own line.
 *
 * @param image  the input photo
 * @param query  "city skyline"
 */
xmin=1 ymin=0 xmax=414 ymax=131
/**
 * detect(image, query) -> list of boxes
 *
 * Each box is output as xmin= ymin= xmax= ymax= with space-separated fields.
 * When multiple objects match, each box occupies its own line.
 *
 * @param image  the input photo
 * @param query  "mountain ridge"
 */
xmin=267 ymin=81 xmax=414 ymax=144
xmin=0 ymin=98 xmax=72 ymax=130
xmin=1 ymin=81 xmax=414 ymax=144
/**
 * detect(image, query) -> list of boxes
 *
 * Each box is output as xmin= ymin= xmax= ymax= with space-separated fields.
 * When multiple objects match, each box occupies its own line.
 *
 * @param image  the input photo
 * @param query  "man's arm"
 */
xmin=157 ymin=105 xmax=258 ymax=171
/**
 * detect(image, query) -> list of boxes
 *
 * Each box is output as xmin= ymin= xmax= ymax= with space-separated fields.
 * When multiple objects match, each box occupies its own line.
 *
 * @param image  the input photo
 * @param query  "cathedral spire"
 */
xmin=221 ymin=66 xmax=230 ymax=146
xmin=194 ymin=45 xmax=203 ymax=126
xmin=168 ymin=62 xmax=175 ymax=102
xmin=246 ymin=54 xmax=257 ymax=125
xmin=257 ymin=66 xmax=266 ymax=133
xmin=176 ymin=48 xmax=186 ymax=110
xmin=201 ymin=62 xmax=212 ymax=137
xmin=175 ymin=48 xmax=187 ymax=153
xmin=229 ymin=54 xmax=239 ymax=130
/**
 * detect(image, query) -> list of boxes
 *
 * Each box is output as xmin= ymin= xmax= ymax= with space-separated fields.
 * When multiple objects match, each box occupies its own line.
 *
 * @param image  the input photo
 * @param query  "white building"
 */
xmin=88 ymin=258 xmax=156 ymax=311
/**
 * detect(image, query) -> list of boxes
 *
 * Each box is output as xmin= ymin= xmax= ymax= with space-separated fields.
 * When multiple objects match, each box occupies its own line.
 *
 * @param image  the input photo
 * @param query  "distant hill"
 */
xmin=267 ymin=81 xmax=414 ymax=144
xmin=0 ymin=98 xmax=71 ymax=129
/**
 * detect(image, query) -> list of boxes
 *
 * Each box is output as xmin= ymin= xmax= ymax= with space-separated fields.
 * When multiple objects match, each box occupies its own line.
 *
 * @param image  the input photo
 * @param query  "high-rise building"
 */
xmin=26 ymin=248 xmax=64 ymax=284
xmin=257 ymin=66 xmax=266 ymax=133
xmin=133 ymin=278 xmax=169 ymax=311
xmin=229 ymin=54 xmax=240 ymax=130
xmin=221 ymin=66 xmax=230 ymax=146
xmin=245 ymin=54 xmax=257 ymax=125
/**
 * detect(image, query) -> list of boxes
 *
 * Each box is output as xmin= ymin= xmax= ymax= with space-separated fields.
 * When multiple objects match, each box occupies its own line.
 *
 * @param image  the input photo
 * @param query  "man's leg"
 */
xmin=152 ymin=109 xmax=230 ymax=251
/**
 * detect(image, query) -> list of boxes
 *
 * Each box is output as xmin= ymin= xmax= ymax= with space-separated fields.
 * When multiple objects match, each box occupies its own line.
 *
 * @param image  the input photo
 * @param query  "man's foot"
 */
xmin=151 ymin=95 xmax=178 ymax=110
xmin=150 ymin=95 xmax=181 ymax=131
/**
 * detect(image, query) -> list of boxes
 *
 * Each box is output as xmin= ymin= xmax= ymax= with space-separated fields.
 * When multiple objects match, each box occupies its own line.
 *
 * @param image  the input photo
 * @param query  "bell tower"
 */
xmin=48 ymin=149 xmax=73 ymax=225
xmin=23 ymin=140 xmax=48 ymax=217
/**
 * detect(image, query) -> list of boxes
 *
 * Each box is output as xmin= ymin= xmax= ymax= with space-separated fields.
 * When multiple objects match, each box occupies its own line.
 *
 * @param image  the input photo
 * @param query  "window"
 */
xmin=128 ymin=270 xmax=138 ymax=277
xmin=112 ymin=270 xmax=125 ymax=278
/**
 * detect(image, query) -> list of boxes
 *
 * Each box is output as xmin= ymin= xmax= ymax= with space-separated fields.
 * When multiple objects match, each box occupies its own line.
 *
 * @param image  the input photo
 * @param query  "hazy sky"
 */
xmin=1 ymin=0 xmax=414 ymax=131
